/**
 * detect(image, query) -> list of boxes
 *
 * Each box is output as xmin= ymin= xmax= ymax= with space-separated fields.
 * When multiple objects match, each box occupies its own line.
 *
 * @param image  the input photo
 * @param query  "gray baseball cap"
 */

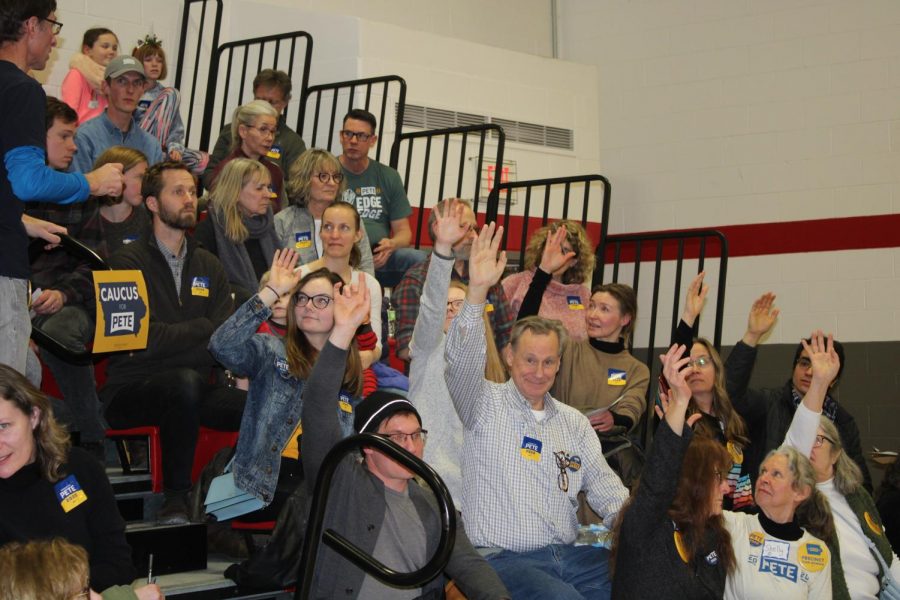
xmin=104 ymin=55 xmax=145 ymax=80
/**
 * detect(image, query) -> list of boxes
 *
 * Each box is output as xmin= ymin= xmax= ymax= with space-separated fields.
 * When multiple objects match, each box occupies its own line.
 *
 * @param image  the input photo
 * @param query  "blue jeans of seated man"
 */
xmin=33 ymin=305 xmax=107 ymax=444
xmin=374 ymin=246 xmax=428 ymax=289
xmin=486 ymin=544 xmax=611 ymax=600
xmin=0 ymin=277 xmax=31 ymax=376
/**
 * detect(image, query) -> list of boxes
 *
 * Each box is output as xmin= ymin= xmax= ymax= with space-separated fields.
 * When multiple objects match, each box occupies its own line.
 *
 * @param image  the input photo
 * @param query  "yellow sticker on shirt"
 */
xmin=607 ymin=369 xmax=626 ymax=386
xmin=567 ymin=295 xmax=584 ymax=310
xmin=520 ymin=436 xmax=542 ymax=461
xmin=727 ymin=441 xmax=744 ymax=465
xmin=797 ymin=542 xmax=828 ymax=573
xmin=748 ymin=531 xmax=765 ymax=547
xmin=338 ymin=391 xmax=353 ymax=414
xmin=864 ymin=512 xmax=883 ymax=536
xmin=674 ymin=530 xmax=689 ymax=563
xmin=294 ymin=232 xmax=312 ymax=250
xmin=54 ymin=475 xmax=88 ymax=513
xmin=267 ymin=144 xmax=282 ymax=160
xmin=485 ymin=303 xmax=494 ymax=313
xmin=191 ymin=276 xmax=210 ymax=297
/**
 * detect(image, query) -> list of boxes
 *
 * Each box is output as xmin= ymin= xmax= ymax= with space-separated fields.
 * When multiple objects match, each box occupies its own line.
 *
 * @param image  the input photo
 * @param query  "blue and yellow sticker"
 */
xmin=485 ymin=303 xmax=494 ymax=313
xmin=267 ymin=144 xmax=282 ymax=160
xmin=797 ymin=542 xmax=828 ymax=573
xmin=520 ymin=436 xmax=542 ymax=461
xmin=607 ymin=369 xmax=626 ymax=386
xmin=749 ymin=531 xmax=765 ymax=547
xmin=191 ymin=276 xmax=210 ymax=297
xmin=339 ymin=391 xmax=353 ymax=413
xmin=294 ymin=231 xmax=313 ymax=250
xmin=54 ymin=475 xmax=88 ymax=513
xmin=567 ymin=295 xmax=584 ymax=310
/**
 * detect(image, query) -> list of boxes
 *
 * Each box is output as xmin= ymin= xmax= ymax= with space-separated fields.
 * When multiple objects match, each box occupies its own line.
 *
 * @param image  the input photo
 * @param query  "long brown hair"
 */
xmin=688 ymin=338 xmax=749 ymax=447
xmin=284 ymin=268 xmax=362 ymax=396
xmin=448 ymin=281 xmax=506 ymax=383
xmin=0 ymin=364 xmax=70 ymax=482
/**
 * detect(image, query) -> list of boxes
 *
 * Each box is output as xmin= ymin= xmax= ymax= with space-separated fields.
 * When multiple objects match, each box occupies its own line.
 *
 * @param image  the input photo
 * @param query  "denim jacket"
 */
xmin=208 ymin=293 xmax=358 ymax=504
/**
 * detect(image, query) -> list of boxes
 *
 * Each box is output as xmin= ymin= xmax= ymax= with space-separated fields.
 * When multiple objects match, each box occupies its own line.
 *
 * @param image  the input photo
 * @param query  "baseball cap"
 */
xmin=105 ymin=55 xmax=145 ymax=80
xmin=353 ymin=391 xmax=422 ymax=434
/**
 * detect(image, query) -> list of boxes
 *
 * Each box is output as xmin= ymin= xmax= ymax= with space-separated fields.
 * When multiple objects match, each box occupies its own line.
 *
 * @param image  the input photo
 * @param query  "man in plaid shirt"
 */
xmin=445 ymin=221 xmax=628 ymax=600
xmin=392 ymin=198 xmax=513 ymax=360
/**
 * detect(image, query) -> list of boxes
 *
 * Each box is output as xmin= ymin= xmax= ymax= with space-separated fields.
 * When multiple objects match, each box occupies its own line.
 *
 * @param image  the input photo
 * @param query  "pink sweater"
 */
xmin=501 ymin=269 xmax=590 ymax=341
xmin=61 ymin=69 xmax=107 ymax=123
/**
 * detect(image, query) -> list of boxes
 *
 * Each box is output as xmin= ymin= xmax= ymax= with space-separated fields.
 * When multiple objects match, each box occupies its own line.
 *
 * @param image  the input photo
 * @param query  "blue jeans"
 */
xmin=486 ymin=544 xmax=611 ymax=600
xmin=375 ymin=246 xmax=428 ymax=289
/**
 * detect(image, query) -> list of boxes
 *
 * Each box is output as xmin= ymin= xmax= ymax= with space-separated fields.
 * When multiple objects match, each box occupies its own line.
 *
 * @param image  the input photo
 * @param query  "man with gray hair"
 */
xmin=392 ymin=197 xmax=514 ymax=359
xmin=444 ymin=221 xmax=628 ymax=600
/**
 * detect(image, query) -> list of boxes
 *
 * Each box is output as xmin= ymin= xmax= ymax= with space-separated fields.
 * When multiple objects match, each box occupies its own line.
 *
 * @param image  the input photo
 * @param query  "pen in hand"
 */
xmin=147 ymin=553 xmax=155 ymax=584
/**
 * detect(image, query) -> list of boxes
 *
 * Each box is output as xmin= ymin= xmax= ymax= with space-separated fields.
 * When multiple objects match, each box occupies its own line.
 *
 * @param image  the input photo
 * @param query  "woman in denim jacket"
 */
xmin=209 ymin=249 xmax=364 ymax=515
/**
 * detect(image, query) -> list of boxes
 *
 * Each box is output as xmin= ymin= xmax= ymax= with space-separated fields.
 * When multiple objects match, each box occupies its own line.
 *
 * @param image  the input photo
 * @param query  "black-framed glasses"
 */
xmin=554 ymin=451 xmax=571 ymax=493
xmin=385 ymin=430 xmax=428 ymax=445
xmin=796 ymin=357 xmax=813 ymax=370
xmin=687 ymin=356 xmax=711 ymax=369
xmin=813 ymin=434 xmax=834 ymax=448
xmin=340 ymin=130 xmax=373 ymax=142
xmin=294 ymin=293 xmax=332 ymax=309
xmin=446 ymin=299 xmax=464 ymax=312
xmin=315 ymin=172 xmax=343 ymax=184
xmin=43 ymin=17 xmax=63 ymax=34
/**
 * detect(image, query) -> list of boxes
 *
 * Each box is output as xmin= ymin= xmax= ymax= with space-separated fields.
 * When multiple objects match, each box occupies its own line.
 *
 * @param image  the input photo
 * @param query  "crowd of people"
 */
xmin=1 ymin=2 xmax=898 ymax=599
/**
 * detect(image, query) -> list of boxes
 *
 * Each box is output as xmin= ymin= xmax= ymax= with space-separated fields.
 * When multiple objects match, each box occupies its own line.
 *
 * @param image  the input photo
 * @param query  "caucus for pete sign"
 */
xmin=92 ymin=270 xmax=149 ymax=353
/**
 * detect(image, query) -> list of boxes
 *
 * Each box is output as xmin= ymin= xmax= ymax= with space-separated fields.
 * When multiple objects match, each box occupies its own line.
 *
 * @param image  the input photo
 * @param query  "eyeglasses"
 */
xmin=796 ymin=357 xmax=813 ymax=370
xmin=687 ymin=356 xmax=711 ymax=369
xmin=315 ymin=172 xmax=343 ymax=184
xmin=446 ymin=299 xmax=464 ymax=312
xmin=247 ymin=124 xmax=277 ymax=137
xmin=43 ymin=17 xmax=63 ymax=34
xmin=561 ymin=245 xmax=578 ymax=257
xmin=340 ymin=130 xmax=374 ymax=142
xmin=554 ymin=451 xmax=571 ymax=493
xmin=813 ymin=434 xmax=834 ymax=448
xmin=384 ymin=430 xmax=428 ymax=445
xmin=294 ymin=293 xmax=332 ymax=309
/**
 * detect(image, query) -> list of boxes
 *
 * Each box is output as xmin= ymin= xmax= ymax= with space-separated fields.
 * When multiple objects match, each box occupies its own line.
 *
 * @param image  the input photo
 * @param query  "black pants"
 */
xmin=103 ymin=368 xmax=246 ymax=492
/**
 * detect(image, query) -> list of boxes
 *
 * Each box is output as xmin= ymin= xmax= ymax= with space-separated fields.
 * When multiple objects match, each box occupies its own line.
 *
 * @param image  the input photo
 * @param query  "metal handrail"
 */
xmin=296 ymin=433 xmax=456 ymax=598
xmin=298 ymin=75 xmax=407 ymax=162
xmin=485 ymin=173 xmax=610 ymax=261
xmin=389 ymin=124 xmax=506 ymax=246
xmin=173 ymin=0 xmax=223 ymax=148
xmin=199 ymin=31 xmax=313 ymax=151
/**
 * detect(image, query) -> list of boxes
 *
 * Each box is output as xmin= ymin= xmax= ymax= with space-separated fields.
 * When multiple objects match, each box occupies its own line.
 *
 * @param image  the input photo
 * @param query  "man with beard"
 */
xmin=100 ymin=162 xmax=245 ymax=524
xmin=392 ymin=198 xmax=514 ymax=360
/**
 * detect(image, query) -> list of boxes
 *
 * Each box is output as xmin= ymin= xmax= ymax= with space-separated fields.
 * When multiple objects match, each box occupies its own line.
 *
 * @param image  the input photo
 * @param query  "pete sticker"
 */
xmin=54 ymin=475 xmax=88 ymax=513
xmin=520 ymin=436 xmax=542 ymax=461
xmin=191 ymin=276 xmax=210 ymax=297
xmin=567 ymin=295 xmax=584 ymax=310
xmin=294 ymin=231 xmax=312 ymax=250
xmin=339 ymin=391 xmax=353 ymax=413
xmin=607 ymin=369 xmax=626 ymax=386
xmin=267 ymin=144 xmax=282 ymax=160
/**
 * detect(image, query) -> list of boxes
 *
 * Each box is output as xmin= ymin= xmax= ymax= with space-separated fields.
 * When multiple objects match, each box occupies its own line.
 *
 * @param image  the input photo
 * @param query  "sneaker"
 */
xmin=157 ymin=496 xmax=190 ymax=526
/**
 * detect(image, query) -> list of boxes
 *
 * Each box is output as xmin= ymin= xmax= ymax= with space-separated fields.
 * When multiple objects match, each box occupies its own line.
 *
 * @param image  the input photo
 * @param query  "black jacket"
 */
xmin=725 ymin=340 xmax=872 ymax=492
xmin=102 ymin=234 xmax=233 ymax=391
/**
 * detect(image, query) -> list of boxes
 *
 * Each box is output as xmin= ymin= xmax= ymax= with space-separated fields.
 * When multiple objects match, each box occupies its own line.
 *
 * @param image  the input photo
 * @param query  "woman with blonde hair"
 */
xmin=406 ymin=199 xmax=505 ymax=507
xmin=502 ymin=220 xmax=594 ymax=341
xmin=206 ymin=99 xmax=285 ymax=209
xmin=194 ymin=158 xmax=281 ymax=305
xmin=80 ymin=146 xmax=151 ymax=259
xmin=277 ymin=148 xmax=374 ymax=275
xmin=0 ymin=538 xmax=96 ymax=600
xmin=0 ymin=366 xmax=161 ymax=598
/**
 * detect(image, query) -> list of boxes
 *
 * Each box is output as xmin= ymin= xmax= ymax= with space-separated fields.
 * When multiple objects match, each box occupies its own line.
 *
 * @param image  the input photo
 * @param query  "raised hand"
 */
xmin=432 ymin=198 xmax=471 ymax=254
xmin=332 ymin=272 xmax=371 ymax=332
xmin=681 ymin=271 xmax=708 ymax=326
xmin=657 ymin=344 xmax=694 ymax=434
xmin=267 ymin=248 xmax=302 ymax=296
xmin=467 ymin=222 xmax=506 ymax=303
xmin=802 ymin=329 xmax=840 ymax=386
xmin=744 ymin=292 xmax=779 ymax=346
xmin=538 ymin=226 xmax=576 ymax=275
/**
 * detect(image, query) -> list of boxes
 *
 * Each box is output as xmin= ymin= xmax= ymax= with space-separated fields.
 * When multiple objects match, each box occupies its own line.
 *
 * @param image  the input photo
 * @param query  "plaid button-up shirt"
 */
xmin=445 ymin=300 xmax=628 ymax=552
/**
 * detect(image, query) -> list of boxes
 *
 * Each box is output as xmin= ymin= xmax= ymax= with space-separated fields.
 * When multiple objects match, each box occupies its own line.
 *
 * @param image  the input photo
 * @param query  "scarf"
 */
xmin=791 ymin=386 xmax=838 ymax=422
xmin=68 ymin=53 xmax=105 ymax=92
xmin=209 ymin=204 xmax=279 ymax=294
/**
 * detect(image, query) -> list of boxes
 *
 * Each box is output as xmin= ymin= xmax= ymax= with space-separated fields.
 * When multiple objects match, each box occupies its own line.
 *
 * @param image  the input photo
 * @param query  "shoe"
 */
xmin=157 ymin=496 xmax=190 ymax=526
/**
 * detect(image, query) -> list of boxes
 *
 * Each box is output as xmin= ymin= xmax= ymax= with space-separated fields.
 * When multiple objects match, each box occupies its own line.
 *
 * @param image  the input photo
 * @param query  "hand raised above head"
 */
xmin=467 ymin=222 xmax=507 ymax=294
xmin=267 ymin=248 xmax=301 ymax=296
xmin=538 ymin=226 xmax=576 ymax=275
xmin=746 ymin=292 xmax=779 ymax=340
xmin=332 ymin=272 xmax=371 ymax=330
xmin=681 ymin=271 xmax=709 ymax=326
xmin=801 ymin=329 xmax=840 ymax=385
xmin=432 ymin=198 xmax=471 ymax=250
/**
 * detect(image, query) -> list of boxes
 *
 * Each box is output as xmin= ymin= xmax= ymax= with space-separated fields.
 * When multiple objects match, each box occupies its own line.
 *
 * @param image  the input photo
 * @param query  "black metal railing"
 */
xmin=173 ymin=0 xmax=223 ymax=150
xmin=389 ymin=124 xmax=505 ymax=248
xmin=199 ymin=31 xmax=313 ymax=152
xmin=594 ymin=229 xmax=729 ymax=446
xmin=486 ymin=174 xmax=610 ymax=263
xmin=296 ymin=434 xmax=456 ymax=598
xmin=298 ymin=75 xmax=406 ymax=162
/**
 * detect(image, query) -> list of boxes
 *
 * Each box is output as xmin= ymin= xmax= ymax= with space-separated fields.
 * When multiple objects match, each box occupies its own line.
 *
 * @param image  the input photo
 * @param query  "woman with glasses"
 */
xmin=406 ymin=199 xmax=506 ymax=507
xmin=277 ymin=149 xmax=375 ymax=275
xmin=208 ymin=99 xmax=286 ymax=211
xmin=194 ymin=158 xmax=281 ymax=306
xmin=209 ymin=250 xmax=364 ymax=517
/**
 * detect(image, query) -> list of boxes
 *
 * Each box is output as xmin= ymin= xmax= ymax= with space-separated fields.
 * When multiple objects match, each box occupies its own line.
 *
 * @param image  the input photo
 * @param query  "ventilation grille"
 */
xmin=399 ymin=104 xmax=574 ymax=151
